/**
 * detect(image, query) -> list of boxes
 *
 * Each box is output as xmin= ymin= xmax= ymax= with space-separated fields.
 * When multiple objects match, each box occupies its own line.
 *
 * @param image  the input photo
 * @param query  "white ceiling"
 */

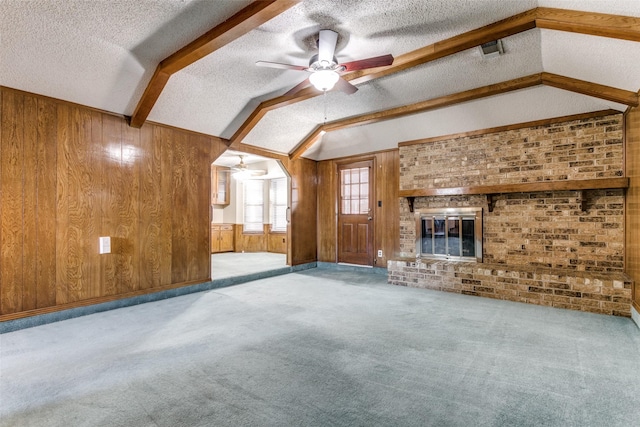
xmin=2 ymin=0 xmax=640 ymax=161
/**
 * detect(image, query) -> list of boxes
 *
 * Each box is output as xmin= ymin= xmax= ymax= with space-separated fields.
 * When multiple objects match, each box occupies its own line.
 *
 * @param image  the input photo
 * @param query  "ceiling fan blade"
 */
xmin=334 ymin=77 xmax=358 ymax=95
xmin=318 ymin=29 xmax=338 ymax=64
xmin=255 ymin=61 xmax=308 ymax=71
xmin=284 ymin=78 xmax=312 ymax=97
xmin=340 ymin=54 xmax=394 ymax=72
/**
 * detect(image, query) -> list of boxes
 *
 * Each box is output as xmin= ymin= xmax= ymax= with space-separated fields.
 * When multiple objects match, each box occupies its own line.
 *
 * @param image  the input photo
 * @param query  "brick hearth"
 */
xmin=388 ymin=259 xmax=632 ymax=316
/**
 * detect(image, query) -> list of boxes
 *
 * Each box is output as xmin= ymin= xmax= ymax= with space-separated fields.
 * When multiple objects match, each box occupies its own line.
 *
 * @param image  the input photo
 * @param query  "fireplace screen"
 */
xmin=416 ymin=208 xmax=482 ymax=262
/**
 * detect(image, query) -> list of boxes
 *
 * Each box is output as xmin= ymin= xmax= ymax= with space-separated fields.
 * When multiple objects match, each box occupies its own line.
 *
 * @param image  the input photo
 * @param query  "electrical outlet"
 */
xmin=377 ymin=250 xmax=383 ymax=257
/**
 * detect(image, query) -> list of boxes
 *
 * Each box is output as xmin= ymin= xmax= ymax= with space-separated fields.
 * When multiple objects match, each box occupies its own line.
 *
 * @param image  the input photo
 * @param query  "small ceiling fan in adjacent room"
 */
xmin=256 ymin=29 xmax=394 ymax=96
xmin=231 ymin=155 xmax=265 ymax=179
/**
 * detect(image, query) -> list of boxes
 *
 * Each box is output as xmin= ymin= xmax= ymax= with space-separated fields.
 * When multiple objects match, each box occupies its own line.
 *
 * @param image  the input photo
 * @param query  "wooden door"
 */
xmin=338 ymin=160 xmax=374 ymax=266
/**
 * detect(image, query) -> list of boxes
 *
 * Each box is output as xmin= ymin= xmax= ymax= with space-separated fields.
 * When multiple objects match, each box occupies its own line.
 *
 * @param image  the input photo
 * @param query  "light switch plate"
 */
xmin=99 ymin=236 xmax=111 ymax=254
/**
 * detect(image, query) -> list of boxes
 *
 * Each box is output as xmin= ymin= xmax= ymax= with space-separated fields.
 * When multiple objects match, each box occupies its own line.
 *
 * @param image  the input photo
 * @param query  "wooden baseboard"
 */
xmin=0 ymin=277 xmax=210 ymax=322
xmin=291 ymin=258 xmax=317 ymax=266
xmin=633 ymin=300 xmax=640 ymax=314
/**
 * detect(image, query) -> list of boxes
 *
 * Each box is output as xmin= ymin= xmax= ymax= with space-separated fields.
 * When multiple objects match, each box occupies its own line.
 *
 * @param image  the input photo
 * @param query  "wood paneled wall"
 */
xmin=316 ymin=150 xmax=400 ymax=266
xmin=0 ymin=87 xmax=227 ymax=319
xmin=625 ymin=106 xmax=640 ymax=314
xmin=288 ymin=157 xmax=317 ymax=265
xmin=374 ymin=150 xmax=400 ymax=266
xmin=267 ymin=229 xmax=287 ymax=254
xmin=317 ymin=160 xmax=337 ymax=261
xmin=234 ymin=225 xmax=268 ymax=253
xmin=230 ymin=225 xmax=287 ymax=254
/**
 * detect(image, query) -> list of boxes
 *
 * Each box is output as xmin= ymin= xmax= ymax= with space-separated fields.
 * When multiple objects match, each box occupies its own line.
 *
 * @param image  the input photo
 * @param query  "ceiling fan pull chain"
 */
xmin=323 ymin=90 xmax=328 ymax=124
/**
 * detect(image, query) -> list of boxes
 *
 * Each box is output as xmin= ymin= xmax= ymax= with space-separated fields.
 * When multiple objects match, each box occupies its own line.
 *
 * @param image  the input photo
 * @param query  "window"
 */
xmin=270 ymin=177 xmax=288 ymax=232
xmin=243 ymin=180 xmax=264 ymax=233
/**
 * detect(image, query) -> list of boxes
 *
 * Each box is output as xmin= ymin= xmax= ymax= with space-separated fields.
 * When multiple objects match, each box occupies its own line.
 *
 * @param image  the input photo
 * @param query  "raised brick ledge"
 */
xmin=387 ymin=259 xmax=632 ymax=317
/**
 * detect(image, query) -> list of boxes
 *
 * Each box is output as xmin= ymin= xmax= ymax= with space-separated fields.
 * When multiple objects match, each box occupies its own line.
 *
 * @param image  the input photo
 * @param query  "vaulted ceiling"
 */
xmin=2 ymin=0 xmax=640 ymax=161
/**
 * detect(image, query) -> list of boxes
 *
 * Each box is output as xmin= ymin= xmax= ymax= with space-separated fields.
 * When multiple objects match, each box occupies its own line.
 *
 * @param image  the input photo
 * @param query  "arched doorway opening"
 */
xmin=209 ymin=150 xmax=290 ymax=279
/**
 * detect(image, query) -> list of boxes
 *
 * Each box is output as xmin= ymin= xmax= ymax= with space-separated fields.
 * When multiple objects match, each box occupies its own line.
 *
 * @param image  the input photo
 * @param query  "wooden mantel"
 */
xmin=400 ymin=177 xmax=629 ymax=212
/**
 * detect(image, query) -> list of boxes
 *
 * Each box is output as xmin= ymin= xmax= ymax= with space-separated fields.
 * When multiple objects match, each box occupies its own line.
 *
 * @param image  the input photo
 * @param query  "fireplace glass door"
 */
xmin=416 ymin=208 xmax=482 ymax=262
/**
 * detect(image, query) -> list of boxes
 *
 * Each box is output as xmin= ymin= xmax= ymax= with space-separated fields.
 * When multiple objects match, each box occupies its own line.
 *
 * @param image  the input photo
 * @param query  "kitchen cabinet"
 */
xmin=211 ymin=165 xmax=230 ymax=205
xmin=211 ymin=224 xmax=234 ymax=253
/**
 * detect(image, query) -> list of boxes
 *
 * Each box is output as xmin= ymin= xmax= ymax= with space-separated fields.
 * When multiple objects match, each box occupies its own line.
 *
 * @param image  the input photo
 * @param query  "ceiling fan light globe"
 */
xmin=233 ymin=170 xmax=252 ymax=181
xmin=309 ymin=70 xmax=339 ymax=91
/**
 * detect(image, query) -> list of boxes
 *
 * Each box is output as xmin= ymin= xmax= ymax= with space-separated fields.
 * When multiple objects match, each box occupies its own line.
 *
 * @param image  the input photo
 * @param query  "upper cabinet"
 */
xmin=211 ymin=165 xmax=230 ymax=206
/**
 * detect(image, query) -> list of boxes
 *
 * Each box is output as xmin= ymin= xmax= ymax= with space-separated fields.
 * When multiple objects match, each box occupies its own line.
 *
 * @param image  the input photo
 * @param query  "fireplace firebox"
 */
xmin=415 ymin=208 xmax=483 ymax=262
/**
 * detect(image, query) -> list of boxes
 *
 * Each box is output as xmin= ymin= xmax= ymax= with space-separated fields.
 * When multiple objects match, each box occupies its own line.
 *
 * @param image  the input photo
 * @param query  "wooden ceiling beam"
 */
xmin=541 ymin=72 xmax=639 ymax=107
xmin=344 ymin=9 xmax=538 ymax=86
xmin=289 ymin=74 xmax=544 ymax=160
xmin=535 ymin=7 xmax=640 ymax=42
xmin=228 ymin=143 xmax=289 ymax=163
xmin=129 ymin=0 xmax=300 ymax=128
xmin=289 ymin=72 xmax=638 ymax=160
xmin=227 ymin=93 xmax=315 ymax=149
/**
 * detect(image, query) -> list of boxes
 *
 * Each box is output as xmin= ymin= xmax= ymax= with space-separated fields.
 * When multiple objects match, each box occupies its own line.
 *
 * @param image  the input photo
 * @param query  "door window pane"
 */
xmin=340 ymin=166 xmax=369 ymax=215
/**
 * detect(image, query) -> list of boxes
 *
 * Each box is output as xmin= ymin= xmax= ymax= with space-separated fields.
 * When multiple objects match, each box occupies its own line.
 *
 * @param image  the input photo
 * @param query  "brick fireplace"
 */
xmin=389 ymin=111 xmax=633 ymax=316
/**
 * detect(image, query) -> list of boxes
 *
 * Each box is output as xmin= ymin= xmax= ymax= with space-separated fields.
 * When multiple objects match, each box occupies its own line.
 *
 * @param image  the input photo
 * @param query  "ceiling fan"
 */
xmin=256 ymin=29 xmax=394 ymax=96
xmin=231 ymin=154 xmax=250 ymax=171
xmin=231 ymin=155 xmax=265 ymax=178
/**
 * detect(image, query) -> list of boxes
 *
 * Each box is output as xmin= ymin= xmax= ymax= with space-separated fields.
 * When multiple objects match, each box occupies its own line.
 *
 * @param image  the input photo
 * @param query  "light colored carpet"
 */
xmin=1 ymin=269 xmax=640 ymax=426
xmin=211 ymin=252 xmax=287 ymax=279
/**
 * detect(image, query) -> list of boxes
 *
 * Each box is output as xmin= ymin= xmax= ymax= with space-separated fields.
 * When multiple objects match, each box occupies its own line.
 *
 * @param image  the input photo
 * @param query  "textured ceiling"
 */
xmin=2 ymin=0 xmax=640 ymax=161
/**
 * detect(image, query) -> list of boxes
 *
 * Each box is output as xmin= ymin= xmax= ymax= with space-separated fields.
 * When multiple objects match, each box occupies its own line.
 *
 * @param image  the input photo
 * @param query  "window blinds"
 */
xmin=243 ymin=180 xmax=264 ymax=233
xmin=270 ymin=177 xmax=288 ymax=232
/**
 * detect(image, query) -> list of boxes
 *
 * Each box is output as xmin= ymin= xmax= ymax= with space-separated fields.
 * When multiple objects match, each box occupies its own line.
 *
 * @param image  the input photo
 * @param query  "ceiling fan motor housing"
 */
xmin=308 ymin=54 xmax=341 ymax=71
